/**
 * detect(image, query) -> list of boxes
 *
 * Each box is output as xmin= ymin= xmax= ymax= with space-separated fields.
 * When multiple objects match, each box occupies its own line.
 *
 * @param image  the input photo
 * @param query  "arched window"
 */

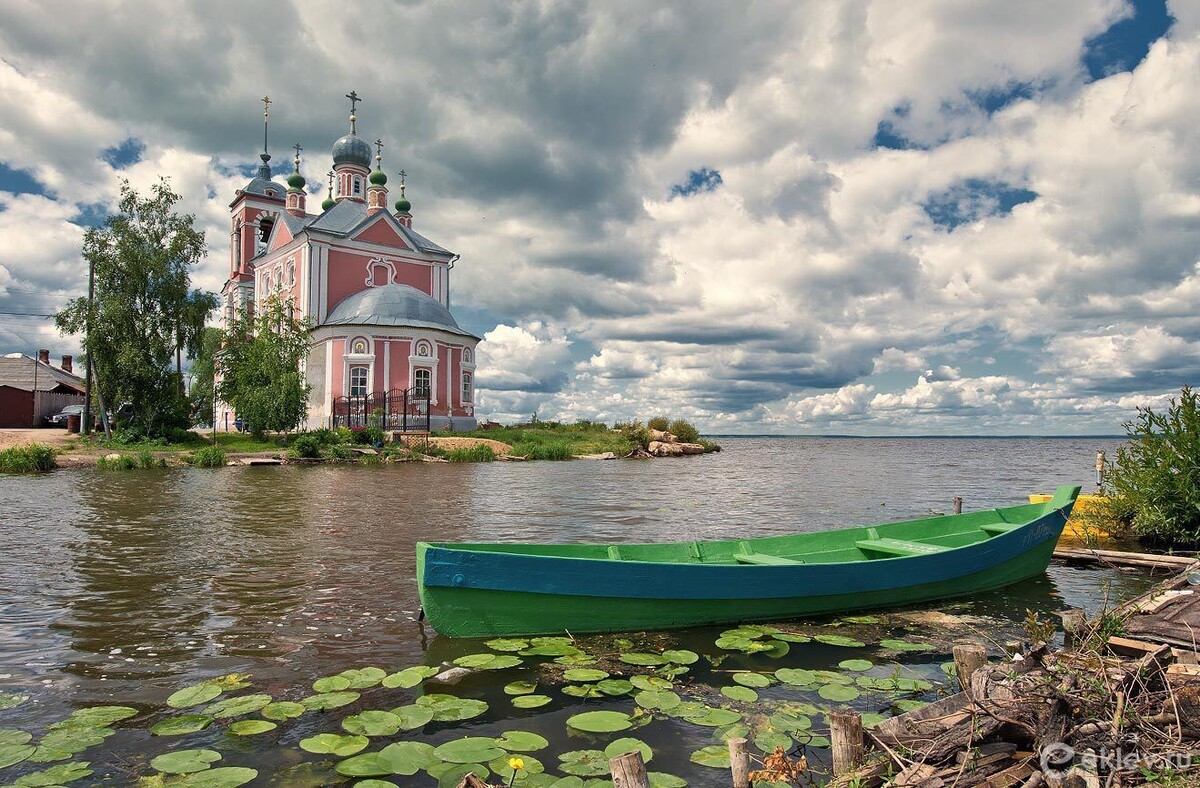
xmin=415 ymin=341 xmax=432 ymax=357
xmin=349 ymin=366 xmax=369 ymax=397
xmin=353 ymin=177 xmax=362 ymax=195
xmin=461 ymin=371 xmax=472 ymax=403
xmin=462 ymin=348 xmax=472 ymax=363
xmin=351 ymin=337 xmax=369 ymax=355
xmin=413 ymin=368 xmax=431 ymax=396
xmin=258 ymin=216 xmax=274 ymax=249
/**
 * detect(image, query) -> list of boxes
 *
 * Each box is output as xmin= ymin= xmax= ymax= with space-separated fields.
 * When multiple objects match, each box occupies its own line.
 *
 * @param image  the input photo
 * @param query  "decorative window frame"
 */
xmin=364 ymin=257 xmax=396 ymax=288
xmin=409 ymin=339 xmax=439 ymax=404
xmin=461 ymin=371 xmax=473 ymax=404
xmin=348 ymin=365 xmax=369 ymax=397
xmin=343 ymin=337 xmax=375 ymax=399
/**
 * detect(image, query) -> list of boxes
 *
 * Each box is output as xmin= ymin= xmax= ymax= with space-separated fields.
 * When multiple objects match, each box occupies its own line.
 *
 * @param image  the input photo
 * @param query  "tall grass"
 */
xmin=190 ymin=445 xmax=227 ymax=468
xmin=0 ymin=443 xmax=57 ymax=473
xmin=447 ymin=445 xmax=496 ymax=463
xmin=512 ymin=440 xmax=573 ymax=460
xmin=96 ymin=454 xmax=138 ymax=470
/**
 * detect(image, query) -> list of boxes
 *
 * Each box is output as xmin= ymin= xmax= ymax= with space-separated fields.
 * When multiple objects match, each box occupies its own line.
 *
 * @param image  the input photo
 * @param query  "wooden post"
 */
xmin=829 ymin=710 xmax=864 ymax=777
xmin=610 ymin=750 xmax=649 ymax=788
xmin=1059 ymin=609 xmax=1086 ymax=649
xmin=455 ymin=774 xmax=489 ymax=788
xmin=952 ymin=642 xmax=988 ymax=690
xmin=952 ymin=496 xmax=963 ymax=514
xmin=728 ymin=736 xmax=750 ymax=788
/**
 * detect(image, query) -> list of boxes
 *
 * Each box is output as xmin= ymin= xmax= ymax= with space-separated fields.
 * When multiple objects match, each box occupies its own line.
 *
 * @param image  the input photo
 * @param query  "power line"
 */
xmin=0 ymin=311 xmax=56 ymax=318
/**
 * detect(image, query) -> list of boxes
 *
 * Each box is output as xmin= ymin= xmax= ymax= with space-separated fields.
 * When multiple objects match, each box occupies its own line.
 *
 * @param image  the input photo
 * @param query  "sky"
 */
xmin=0 ymin=0 xmax=1196 ymax=435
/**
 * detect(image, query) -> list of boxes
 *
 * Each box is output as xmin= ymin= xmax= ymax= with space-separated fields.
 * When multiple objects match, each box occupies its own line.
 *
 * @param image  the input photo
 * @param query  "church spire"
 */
xmin=322 ymin=169 xmax=336 ymax=212
xmin=367 ymin=138 xmax=389 ymax=215
xmin=286 ymin=142 xmax=307 ymax=217
xmin=394 ymin=169 xmax=412 ymax=227
xmin=331 ymin=89 xmax=371 ymax=203
xmin=258 ymin=95 xmax=272 ymax=178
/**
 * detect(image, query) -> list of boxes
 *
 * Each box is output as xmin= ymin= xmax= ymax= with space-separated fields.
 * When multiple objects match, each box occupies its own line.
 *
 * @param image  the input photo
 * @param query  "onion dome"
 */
xmin=321 ymin=195 xmax=336 ymax=211
xmin=394 ymin=196 xmax=411 ymax=213
xmin=332 ymin=133 xmax=371 ymax=168
xmin=287 ymin=171 xmax=306 ymax=189
xmin=369 ymin=168 xmax=388 ymax=186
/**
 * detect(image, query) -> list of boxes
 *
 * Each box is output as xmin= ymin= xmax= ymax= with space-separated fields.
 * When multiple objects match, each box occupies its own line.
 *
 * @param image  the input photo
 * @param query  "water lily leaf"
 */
xmin=10 ymin=760 xmax=93 ymax=786
xmin=838 ymin=659 xmax=874 ymax=672
xmin=596 ymin=679 xmax=634 ymax=696
xmin=299 ymin=733 xmax=369 ymax=756
xmin=814 ymin=634 xmax=866 ymax=647
xmin=656 ymin=665 xmax=689 ymax=679
xmin=260 ymin=701 xmax=305 ymax=721
xmin=634 ymin=690 xmax=680 ymax=711
xmin=0 ymin=692 xmax=29 ymax=711
xmin=861 ymin=712 xmax=888 ymax=728
xmin=856 ymin=676 xmax=896 ymax=691
xmin=342 ymin=710 xmax=402 ymax=737
xmin=496 ymin=730 xmax=549 ymax=752
xmin=818 ymin=684 xmax=860 ymax=702
xmin=630 ymin=676 xmax=673 ymax=691
xmin=299 ymin=691 xmax=359 ymax=711
xmin=661 ymin=649 xmax=698 ymax=665
xmin=469 ymin=655 xmax=522 ymax=670
xmin=566 ymin=711 xmax=633 ymax=733
xmin=774 ymin=668 xmax=817 ymax=686
xmin=772 ymin=633 xmax=811 ymax=643
xmin=690 ymin=745 xmax=731 ymax=768
xmin=511 ymin=694 xmax=551 ymax=709
xmin=150 ymin=748 xmax=222 ymax=774
xmin=842 ymin=615 xmax=881 ymax=624
xmin=454 ymin=653 xmax=503 ymax=668
xmin=769 ymin=712 xmax=812 ymax=732
xmin=0 ymin=743 xmax=35 ymax=769
xmin=563 ymin=668 xmax=608 ymax=682
xmin=434 ymin=736 xmax=505 ymax=764
xmin=173 ymin=766 xmax=259 ymax=786
xmin=731 ymin=672 xmax=771 ymax=688
xmin=336 ymin=741 xmax=437 ymax=777
xmin=879 ymin=639 xmax=932 ymax=652
xmin=167 ymin=684 xmax=222 ymax=709
xmin=683 ymin=708 xmax=742 ymax=727
xmin=721 ymin=685 xmax=758 ymax=702
xmin=27 ymin=745 xmax=73 ymax=763
xmin=0 ymin=730 xmax=32 ymax=746
xmin=227 ymin=719 xmax=276 ymax=736
xmin=894 ymin=699 xmax=928 ymax=713
xmin=618 ymin=652 xmax=667 ymax=666
xmin=415 ymin=694 xmax=488 ymax=722
xmin=754 ymin=731 xmax=792 ymax=753
xmin=208 ymin=673 xmax=253 ymax=691
xmin=65 ymin=705 xmax=138 ymax=726
xmin=603 ymin=738 xmax=652 ymax=763
xmin=338 ymin=667 xmax=387 ymax=688
xmin=562 ymin=684 xmax=603 ymax=698
xmin=519 ymin=643 xmax=579 ymax=657
xmin=547 ymin=777 xmax=586 ymax=788
xmin=37 ymin=726 xmax=112 ymax=754
xmin=647 ymin=773 xmax=687 ymax=787
xmin=428 ymin=762 xmax=490 ymax=788
xmin=488 ymin=753 xmax=545 ymax=780
xmin=504 ymin=681 xmax=538 ymax=695
xmin=558 ymin=750 xmax=610 ymax=777
xmin=894 ymin=677 xmax=934 ymax=692
xmin=553 ymin=653 xmax=598 ymax=666
xmin=662 ymin=700 xmax=707 ymax=719
xmin=389 ymin=703 xmax=435 ymax=730
xmin=797 ymin=733 xmax=831 ymax=748
xmin=312 ymin=675 xmax=352 ymax=693
xmin=381 ymin=666 xmax=438 ymax=689
xmin=530 ymin=636 xmax=573 ymax=646
xmin=813 ymin=670 xmax=853 ymax=685
xmin=762 ymin=640 xmax=790 ymax=658
xmin=354 ymin=781 xmax=399 ymax=788
xmin=485 ymin=638 xmax=529 ymax=652
xmin=202 ymin=694 xmax=272 ymax=719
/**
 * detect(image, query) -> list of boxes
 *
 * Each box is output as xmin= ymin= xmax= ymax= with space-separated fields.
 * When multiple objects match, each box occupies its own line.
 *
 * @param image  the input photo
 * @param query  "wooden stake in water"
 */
xmin=728 ymin=736 xmax=750 ymax=788
xmin=952 ymin=642 xmax=988 ymax=690
xmin=829 ymin=710 xmax=864 ymax=777
xmin=953 ymin=496 xmax=963 ymax=515
xmin=609 ymin=750 xmax=649 ymax=788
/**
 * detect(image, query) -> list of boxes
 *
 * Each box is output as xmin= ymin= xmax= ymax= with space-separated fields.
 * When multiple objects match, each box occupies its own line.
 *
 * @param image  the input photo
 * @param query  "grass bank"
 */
xmin=444 ymin=421 xmax=635 ymax=459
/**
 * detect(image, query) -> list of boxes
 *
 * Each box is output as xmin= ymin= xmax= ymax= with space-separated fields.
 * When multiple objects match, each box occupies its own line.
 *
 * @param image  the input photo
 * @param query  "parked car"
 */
xmin=46 ymin=404 xmax=85 ymax=427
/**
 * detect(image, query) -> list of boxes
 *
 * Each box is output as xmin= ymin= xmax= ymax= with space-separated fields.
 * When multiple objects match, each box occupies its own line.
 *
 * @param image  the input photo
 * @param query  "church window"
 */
xmin=349 ymin=366 xmax=368 ymax=397
xmin=461 ymin=372 xmax=472 ymax=403
xmin=258 ymin=216 xmax=274 ymax=248
xmin=352 ymin=338 xmax=368 ymax=354
xmin=416 ymin=341 xmax=431 ymax=357
xmin=413 ymin=367 xmax=431 ymax=396
xmin=462 ymin=348 xmax=472 ymax=363
xmin=288 ymin=262 xmax=295 ymax=287
xmin=353 ymin=177 xmax=362 ymax=195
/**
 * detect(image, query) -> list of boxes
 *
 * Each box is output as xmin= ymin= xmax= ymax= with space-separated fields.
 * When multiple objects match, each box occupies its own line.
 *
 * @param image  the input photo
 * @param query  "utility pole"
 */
xmin=81 ymin=254 xmax=94 ymax=436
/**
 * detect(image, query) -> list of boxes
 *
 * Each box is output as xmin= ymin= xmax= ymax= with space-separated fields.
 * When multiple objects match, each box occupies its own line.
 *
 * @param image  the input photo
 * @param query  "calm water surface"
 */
xmin=0 ymin=437 xmax=1157 ymax=785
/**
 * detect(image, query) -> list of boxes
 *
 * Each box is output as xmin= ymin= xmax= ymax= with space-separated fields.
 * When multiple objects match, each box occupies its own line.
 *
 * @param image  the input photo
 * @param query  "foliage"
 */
xmin=668 ymin=419 xmax=700 ymax=443
xmin=0 ymin=443 xmax=57 ymax=473
xmin=615 ymin=421 xmax=651 ymax=450
xmin=137 ymin=449 xmax=166 ymax=468
xmin=1023 ymin=609 xmax=1056 ymax=646
xmin=96 ymin=453 xmax=138 ymax=470
xmin=648 ymin=416 xmax=670 ymax=431
xmin=55 ymin=179 xmax=217 ymax=436
xmin=511 ymin=440 xmax=573 ymax=460
xmin=308 ymin=428 xmax=343 ymax=445
xmin=189 ymin=445 xmax=227 ymax=468
xmin=188 ymin=326 xmax=223 ymax=425
xmin=288 ymin=435 xmax=322 ymax=460
xmin=349 ymin=426 xmax=385 ymax=446
xmin=325 ymin=444 xmax=355 ymax=461
xmin=1105 ymin=387 xmax=1200 ymax=547
xmin=216 ymin=295 xmax=312 ymax=438
xmin=447 ymin=445 xmax=496 ymax=462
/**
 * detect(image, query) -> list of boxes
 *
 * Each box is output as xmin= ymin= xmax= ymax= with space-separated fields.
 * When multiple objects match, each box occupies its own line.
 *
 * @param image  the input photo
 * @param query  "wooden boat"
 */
xmin=1029 ymin=493 xmax=1111 ymax=544
xmin=417 ymin=485 xmax=1081 ymax=638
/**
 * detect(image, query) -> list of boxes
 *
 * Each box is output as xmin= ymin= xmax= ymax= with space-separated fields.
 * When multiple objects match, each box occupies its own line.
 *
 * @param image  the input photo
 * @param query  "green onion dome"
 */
xmin=321 ymin=196 xmax=336 ymax=211
xmin=394 ymin=196 xmax=411 ymax=213
xmin=369 ymin=168 xmax=388 ymax=186
xmin=287 ymin=171 xmax=306 ymax=189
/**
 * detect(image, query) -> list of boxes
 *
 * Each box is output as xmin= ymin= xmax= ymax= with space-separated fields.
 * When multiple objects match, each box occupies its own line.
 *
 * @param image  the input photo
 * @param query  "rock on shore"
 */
xmin=645 ymin=428 xmax=706 ymax=457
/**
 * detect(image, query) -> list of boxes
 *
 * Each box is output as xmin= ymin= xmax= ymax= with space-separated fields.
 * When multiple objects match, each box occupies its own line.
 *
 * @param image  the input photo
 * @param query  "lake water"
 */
xmin=0 ymin=436 xmax=1157 ymax=786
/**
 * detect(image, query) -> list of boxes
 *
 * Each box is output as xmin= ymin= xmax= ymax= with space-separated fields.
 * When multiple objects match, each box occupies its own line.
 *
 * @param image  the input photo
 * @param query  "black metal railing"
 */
xmin=332 ymin=387 xmax=431 ymax=432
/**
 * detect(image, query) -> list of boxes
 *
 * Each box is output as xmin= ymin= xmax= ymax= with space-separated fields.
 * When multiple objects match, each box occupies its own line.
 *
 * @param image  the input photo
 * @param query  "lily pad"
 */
xmin=415 ymin=693 xmax=488 ymax=722
xmin=683 ymin=708 xmax=742 ymax=727
xmin=558 ymin=749 xmax=610 ymax=777
xmin=772 ymin=633 xmax=812 ymax=643
xmin=0 ymin=743 xmax=35 ymax=769
xmin=690 ymin=745 xmax=731 ymax=768
xmin=496 ymin=730 xmax=549 ymax=752
xmin=389 ymin=703 xmax=435 ymax=730
xmin=721 ymin=685 xmax=758 ymax=702
xmin=37 ymin=726 xmax=112 ymax=754
xmin=454 ymin=653 xmax=522 ymax=670
xmin=312 ymin=675 xmax=352 ymax=693
xmin=504 ymin=681 xmax=538 ymax=695
xmin=894 ymin=699 xmax=928 ymax=713
xmin=227 ymin=719 xmax=276 ymax=736
xmin=150 ymin=748 xmax=222 ymax=774
xmin=605 ymin=737 xmax=652 ymax=762
xmin=732 ymin=672 xmax=771 ymax=688
xmin=381 ymin=665 xmax=438 ymax=689
xmin=879 ymin=639 xmax=933 ymax=652
xmin=596 ymin=679 xmax=634 ymax=696
xmin=299 ymin=733 xmax=369 ymax=756
xmin=754 ymin=731 xmax=793 ymax=753
xmin=661 ymin=649 xmax=698 ymax=665
xmin=338 ymin=667 xmax=387 ymax=688
xmin=839 ymin=659 xmax=874 ymax=672
xmin=562 ymin=684 xmax=603 ymax=698
xmin=488 ymin=753 xmax=545 ymax=780
xmin=635 ymin=690 xmax=681 ymax=710
xmin=173 ymin=766 xmax=258 ymax=786
xmin=630 ymin=675 xmax=673 ymax=691
xmin=336 ymin=741 xmax=437 ymax=777
xmin=818 ymin=684 xmax=860 ymax=702
xmin=814 ymin=634 xmax=866 ymax=647
xmin=774 ymin=668 xmax=817 ymax=686
xmin=10 ymin=760 xmax=93 ymax=786
xmin=428 ymin=762 xmax=490 ymax=788
xmin=566 ymin=710 xmax=633 ymax=733
xmin=0 ymin=693 xmax=29 ymax=711
xmin=299 ymin=691 xmax=360 ymax=710
xmin=342 ymin=710 xmax=402 ymax=737
xmin=0 ymin=730 xmax=32 ymax=746
xmin=554 ymin=653 xmax=598 ymax=666
xmin=647 ymin=773 xmax=688 ymax=787
xmin=208 ymin=673 xmax=253 ymax=690
xmin=511 ymin=694 xmax=551 ymax=709
xmin=519 ymin=643 xmax=580 ymax=657
xmin=769 ymin=712 xmax=813 ymax=732
xmin=64 ymin=705 xmax=138 ymax=726
xmin=167 ymin=684 xmax=222 ymax=709
xmin=563 ymin=668 xmax=608 ymax=682
xmin=842 ymin=615 xmax=881 ymax=624
xmin=434 ymin=737 xmax=505 ymax=764
xmin=202 ymin=694 xmax=272 ymax=719
xmin=485 ymin=638 xmax=529 ymax=652
xmin=619 ymin=652 xmax=667 ymax=666
xmin=260 ymin=701 xmax=306 ymax=721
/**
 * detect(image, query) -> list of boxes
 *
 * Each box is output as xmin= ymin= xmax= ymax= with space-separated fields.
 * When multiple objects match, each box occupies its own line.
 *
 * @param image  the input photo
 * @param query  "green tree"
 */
xmin=56 ymin=179 xmax=215 ymax=436
xmin=216 ymin=295 xmax=312 ymax=437
xmin=1106 ymin=387 xmax=1200 ymax=547
xmin=188 ymin=326 xmax=223 ymax=424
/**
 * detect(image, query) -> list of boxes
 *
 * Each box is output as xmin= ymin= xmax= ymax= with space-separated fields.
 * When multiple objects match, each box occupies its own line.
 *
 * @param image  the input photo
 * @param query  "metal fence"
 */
xmin=331 ymin=387 xmax=431 ymax=432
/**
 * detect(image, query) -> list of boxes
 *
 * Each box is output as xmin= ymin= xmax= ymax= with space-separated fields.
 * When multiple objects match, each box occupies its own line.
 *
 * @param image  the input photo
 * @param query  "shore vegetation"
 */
xmin=0 ymin=443 xmax=57 ymax=473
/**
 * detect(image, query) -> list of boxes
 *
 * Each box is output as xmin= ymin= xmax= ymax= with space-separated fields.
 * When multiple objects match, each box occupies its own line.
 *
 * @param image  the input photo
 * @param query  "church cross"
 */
xmin=345 ymin=90 xmax=362 ymax=114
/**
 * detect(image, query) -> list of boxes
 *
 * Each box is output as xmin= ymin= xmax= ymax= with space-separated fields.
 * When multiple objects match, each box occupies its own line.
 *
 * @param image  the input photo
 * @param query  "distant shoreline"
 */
xmin=707 ymin=433 xmax=1125 ymax=439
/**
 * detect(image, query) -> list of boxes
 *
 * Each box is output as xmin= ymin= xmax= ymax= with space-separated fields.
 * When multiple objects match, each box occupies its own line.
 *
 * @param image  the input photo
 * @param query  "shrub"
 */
xmin=334 ymin=427 xmax=353 ymax=443
xmin=668 ymin=419 xmax=700 ymax=443
xmin=697 ymin=438 xmax=722 ymax=453
xmin=0 ymin=443 xmax=57 ymax=473
xmin=136 ymin=449 xmax=165 ymax=469
xmin=447 ymin=444 xmax=495 ymax=462
xmin=190 ymin=445 xmax=227 ymax=468
xmin=325 ymin=444 xmax=354 ymax=460
xmin=288 ymin=434 xmax=322 ymax=459
xmin=647 ymin=416 xmax=670 ymax=432
xmin=309 ymin=427 xmax=341 ymax=445
xmin=165 ymin=427 xmax=204 ymax=445
xmin=616 ymin=420 xmax=650 ymax=450
xmin=421 ymin=442 xmax=447 ymax=458
xmin=96 ymin=453 xmax=138 ymax=470
xmin=528 ymin=441 xmax=573 ymax=460
xmin=1105 ymin=386 xmax=1200 ymax=547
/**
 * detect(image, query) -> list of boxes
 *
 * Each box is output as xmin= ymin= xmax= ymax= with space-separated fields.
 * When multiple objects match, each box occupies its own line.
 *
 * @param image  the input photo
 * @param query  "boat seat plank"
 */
xmin=856 ymin=538 xmax=949 ymax=558
xmin=607 ymin=546 xmax=623 ymax=560
xmin=734 ymin=553 xmax=803 ymax=566
xmin=980 ymin=522 xmax=1022 ymax=536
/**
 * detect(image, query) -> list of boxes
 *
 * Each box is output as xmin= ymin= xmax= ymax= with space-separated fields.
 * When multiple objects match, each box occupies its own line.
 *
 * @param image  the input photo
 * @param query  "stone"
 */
xmin=577 ymin=452 xmax=617 ymax=460
xmin=648 ymin=441 xmax=685 ymax=457
xmin=104 ymin=453 xmax=121 ymax=461
xmin=679 ymin=443 xmax=705 ymax=455
xmin=648 ymin=428 xmax=678 ymax=443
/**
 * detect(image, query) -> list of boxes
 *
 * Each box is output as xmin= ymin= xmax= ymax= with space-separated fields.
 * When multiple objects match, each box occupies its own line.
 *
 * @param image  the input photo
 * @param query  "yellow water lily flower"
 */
xmin=508 ymin=756 xmax=525 ymax=771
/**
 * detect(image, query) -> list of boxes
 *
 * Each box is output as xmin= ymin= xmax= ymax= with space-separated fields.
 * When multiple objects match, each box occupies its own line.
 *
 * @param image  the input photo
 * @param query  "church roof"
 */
xmin=305 ymin=200 xmax=453 ymax=256
xmin=324 ymin=284 xmax=478 ymax=339
xmin=239 ymin=176 xmax=285 ymax=201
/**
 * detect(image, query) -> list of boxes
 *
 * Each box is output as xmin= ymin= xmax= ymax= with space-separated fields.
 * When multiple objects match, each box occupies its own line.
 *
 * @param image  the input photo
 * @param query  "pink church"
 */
xmin=219 ymin=94 xmax=479 ymax=431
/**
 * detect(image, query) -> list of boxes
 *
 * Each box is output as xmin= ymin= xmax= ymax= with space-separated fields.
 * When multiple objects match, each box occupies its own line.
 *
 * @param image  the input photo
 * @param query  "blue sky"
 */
xmin=0 ymin=0 xmax=1195 ymax=434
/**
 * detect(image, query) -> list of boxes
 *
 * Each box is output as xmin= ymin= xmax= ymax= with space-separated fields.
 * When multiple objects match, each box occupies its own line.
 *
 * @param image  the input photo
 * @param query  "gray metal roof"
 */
xmin=332 ymin=134 xmax=372 ymax=168
xmin=240 ymin=176 xmax=285 ymax=201
xmin=323 ymin=284 xmax=478 ymax=339
xmin=279 ymin=212 xmax=314 ymax=235
xmin=305 ymin=200 xmax=454 ymax=256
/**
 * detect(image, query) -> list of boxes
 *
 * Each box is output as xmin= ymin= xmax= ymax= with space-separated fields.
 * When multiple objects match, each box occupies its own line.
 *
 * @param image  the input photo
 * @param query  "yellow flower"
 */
xmin=508 ymin=756 xmax=525 ymax=772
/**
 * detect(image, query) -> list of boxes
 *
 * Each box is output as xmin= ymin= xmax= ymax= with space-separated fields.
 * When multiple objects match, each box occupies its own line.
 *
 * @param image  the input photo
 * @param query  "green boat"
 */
xmin=417 ymin=485 xmax=1080 ymax=638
